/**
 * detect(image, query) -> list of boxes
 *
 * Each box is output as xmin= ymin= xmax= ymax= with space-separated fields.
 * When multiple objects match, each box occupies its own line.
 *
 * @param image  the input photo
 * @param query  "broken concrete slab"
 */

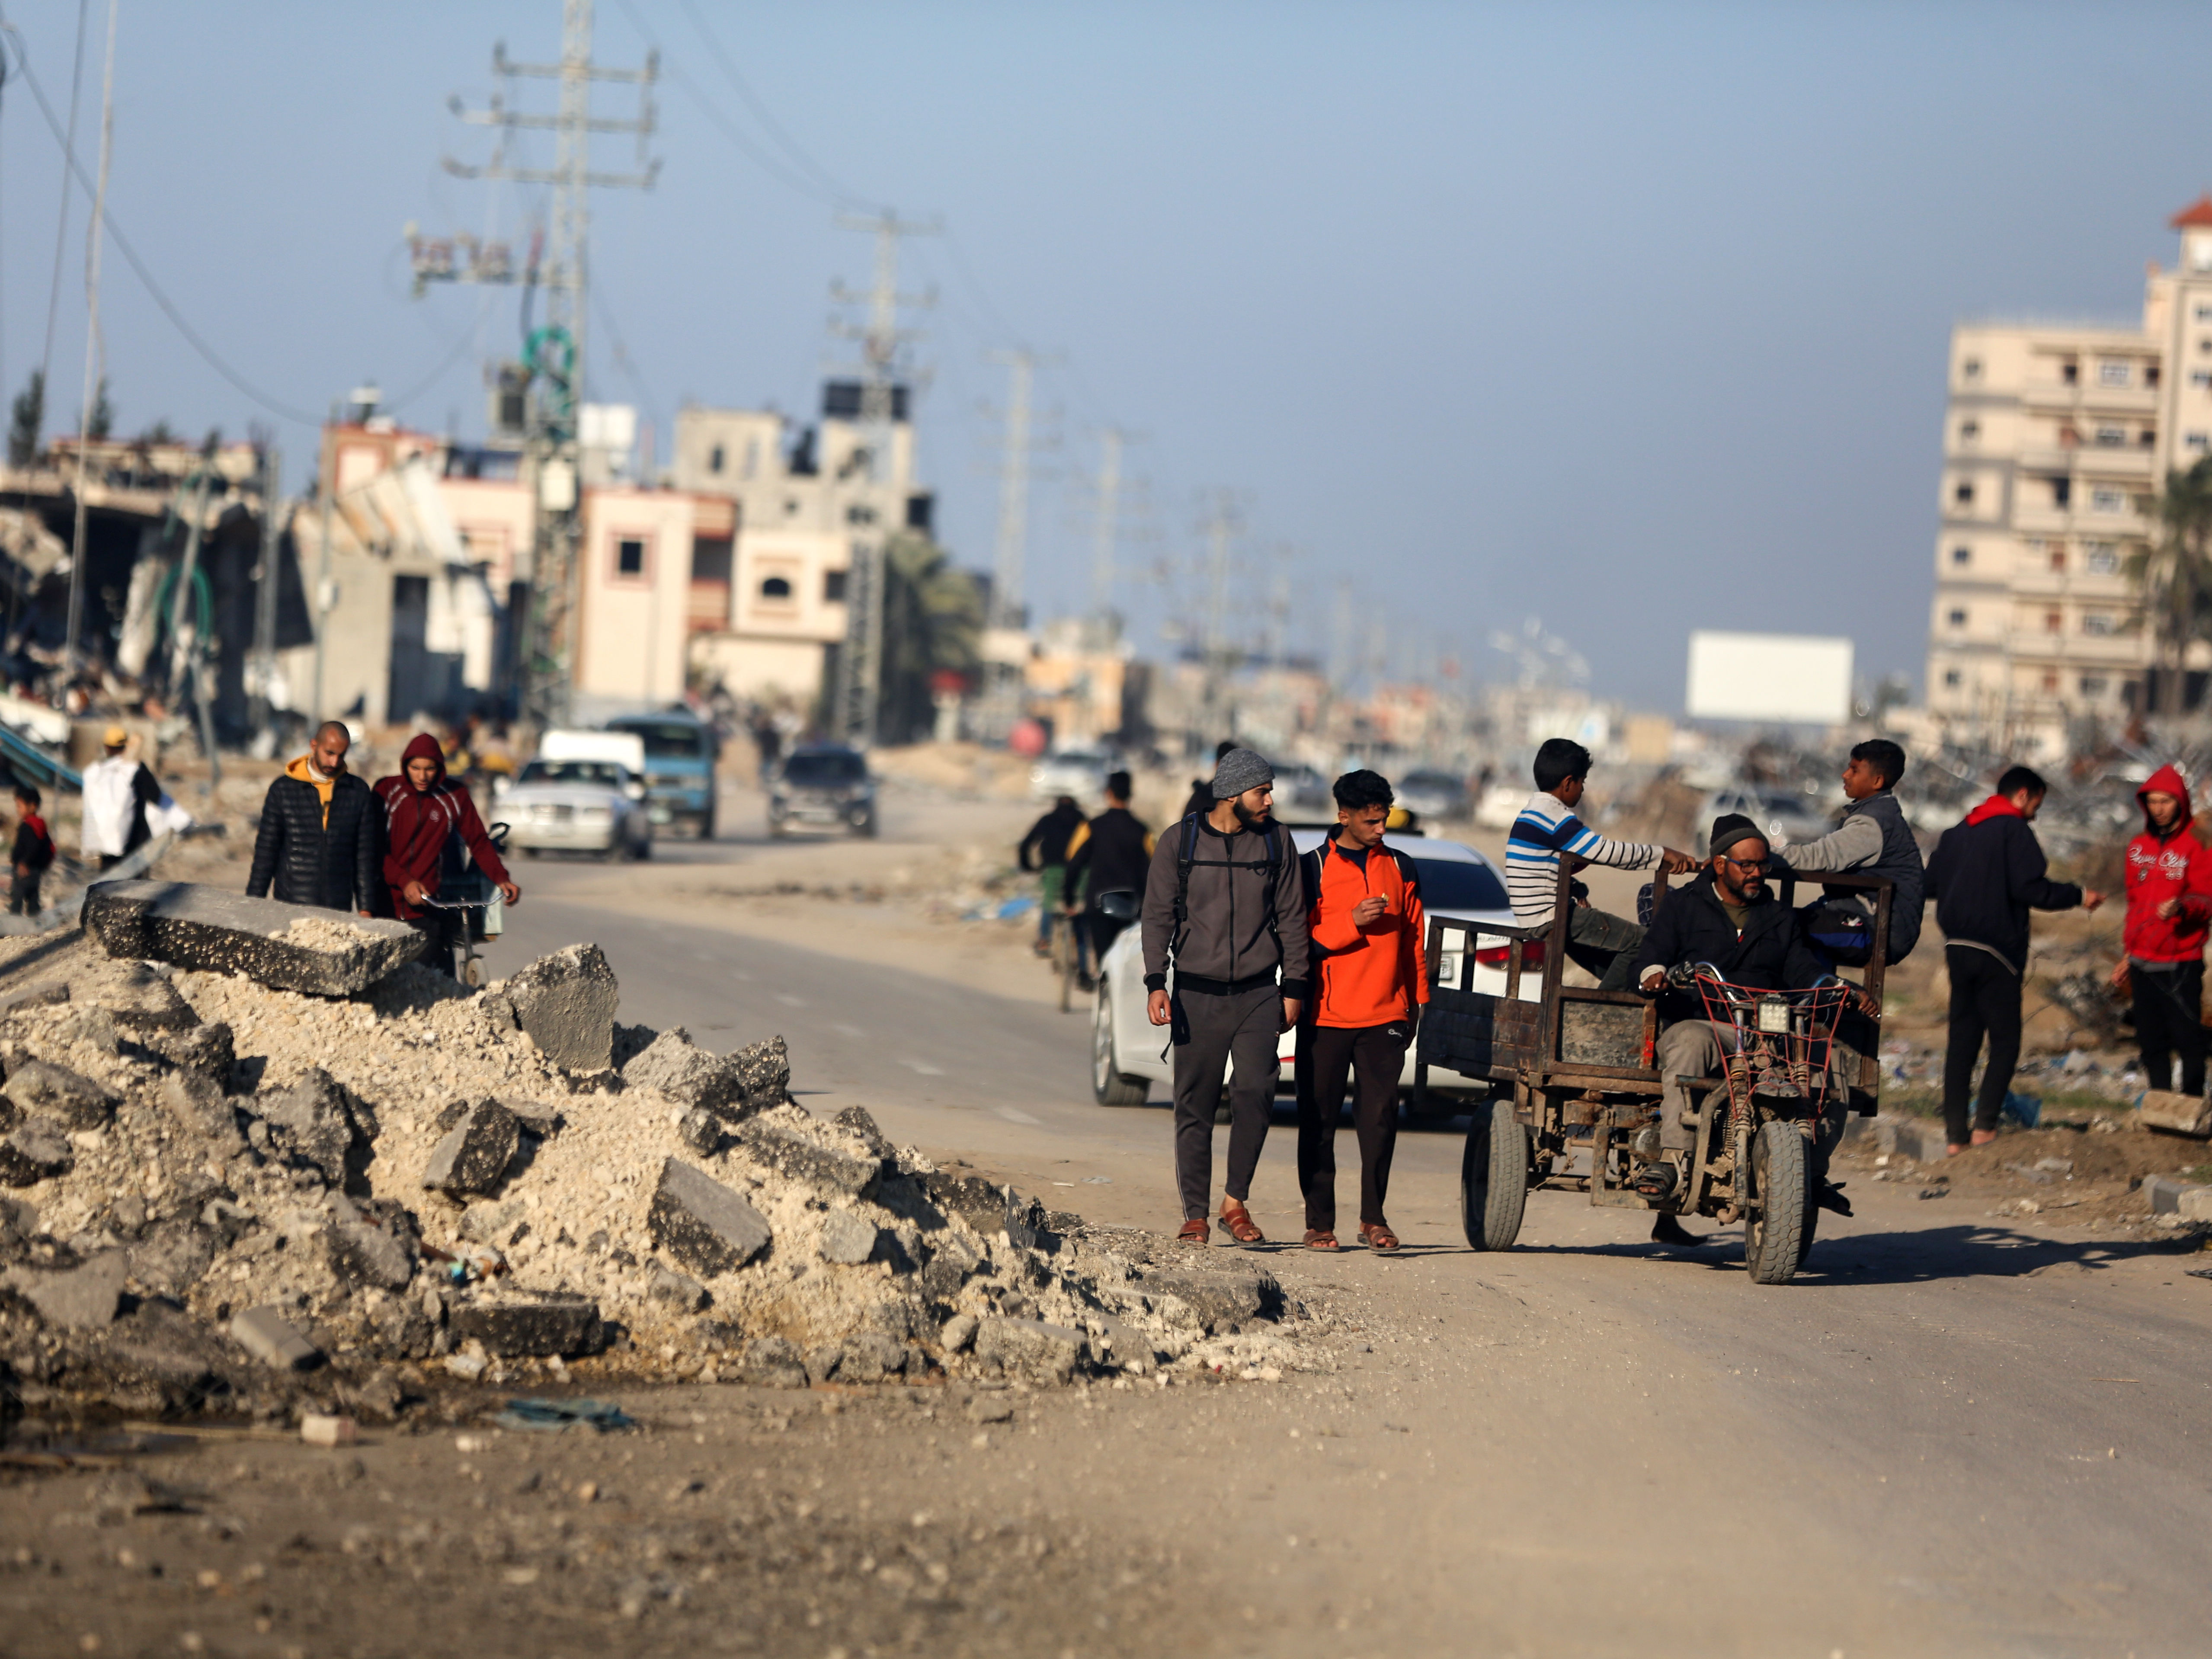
xmin=2138 ymin=1090 xmax=2212 ymax=1137
xmin=974 ymin=1317 xmax=1085 ymax=1384
xmin=7 ymin=1250 xmax=127 ymax=1329
xmin=819 ymin=1207 xmax=880 ymax=1266
xmin=82 ymin=881 xmax=425 ymax=996
xmin=741 ymin=1335 xmax=809 ymax=1388
xmin=97 ymin=965 xmax=199 ymax=1032
xmin=739 ymin=1120 xmax=884 ymax=1201
xmin=253 ymin=1068 xmax=361 ymax=1185
xmin=727 ymin=1033 xmax=792 ymax=1111
xmin=421 ymin=1099 xmax=520 ymax=1196
xmin=675 ymin=1107 xmax=723 ymax=1156
xmin=647 ymin=1268 xmax=708 ymax=1313
xmin=126 ymin=1218 xmax=219 ymax=1300
xmin=836 ymin=1330 xmax=909 ymax=1383
xmin=621 ymin=1027 xmax=753 ymax=1118
xmin=647 ymin=1158 xmax=773 ymax=1276
xmin=919 ymin=1170 xmax=1021 ymax=1238
xmin=1140 ymin=1267 xmax=1273 ymax=1333
xmin=230 ymin=1305 xmax=322 ymax=1371
xmin=326 ymin=1200 xmax=419 ymax=1292
xmin=447 ymin=1291 xmax=603 ymax=1358
xmin=3 ymin=1059 xmax=119 ymax=1129
xmin=0 ymin=1119 xmax=72 ymax=1186
xmin=140 ymin=1021 xmax=234 ymax=1079
xmin=159 ymin=1068 xmax=245 ymax=1156
xmin=0 ymin=981 xmax=67 ymax=1017
xmin=937 ymin=1312 xmax=978 ymax=1354
xmin=501 ymin=944 xmax=618 ymax=1072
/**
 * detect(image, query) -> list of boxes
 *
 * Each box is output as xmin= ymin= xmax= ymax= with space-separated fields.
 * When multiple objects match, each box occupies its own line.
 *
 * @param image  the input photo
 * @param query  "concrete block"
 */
xmin=973 ymin=1316 xmax=1085 ymax=1384
xmin=0 ymin=1120 xmax=72 ymax=1186
xmin=3 ymin=1060 xmax=118 ymax=1129
xmin=1141 ymin=1266 xmax=1274 ymax=1333
xmin=727 ymin=1034 xmax=792 ymax=1111
xmin=647 ymin=1157 xmax=773 ymax=1275
xmin=622 ymin=1027 xmax=754 ymax=1118
xmin=447 ymin=1291 xmax=603 ymax=1358
xmin=230 ymin=1305 xmax=322 ymax=1371
xmin=2179 ymin=1187 xmax=2212 ymax=1221
xmin=2138 ymin=1089 xmax=2212 ymax=1137
xmin=6 ymin=1250 xmax=127 ymax=1329
xmin=82 ymin=881 xmax=424 ymax=995
xmin=141 ymin=1021 xmax=234 ymax=1079
xmin=421 ymin=1099 xmax=520 ymax=1196
xmin=2142 ymin=1175 xmax=2196 ymax=1215
xmin=937 ymin=1312 xmax=978 ymax=1353
xmin=832 ymin=1104 xmax=892 ymax=1155
xmin=741 ymin=1120 xmax=884 ymax=1201
xmin=502 ymin=943 xmax=619 ymax=1072
xmin=299 ymin=1413 xmax=358 ymax=1448
xmin=819 ymin=1207 xmax=880 ymax=1265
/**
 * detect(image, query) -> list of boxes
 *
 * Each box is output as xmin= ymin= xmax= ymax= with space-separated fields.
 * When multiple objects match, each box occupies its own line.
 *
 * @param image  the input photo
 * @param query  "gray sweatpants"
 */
xmin=1171 ymin=984 xmax=1282 ymax=1222
xmin=1655 ymin=1019 xmax=1847 ymax=1166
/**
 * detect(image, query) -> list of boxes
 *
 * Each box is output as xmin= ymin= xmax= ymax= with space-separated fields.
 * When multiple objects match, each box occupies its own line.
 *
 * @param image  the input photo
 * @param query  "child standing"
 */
xmin=11 ymin=783 xmax=54 ymax=915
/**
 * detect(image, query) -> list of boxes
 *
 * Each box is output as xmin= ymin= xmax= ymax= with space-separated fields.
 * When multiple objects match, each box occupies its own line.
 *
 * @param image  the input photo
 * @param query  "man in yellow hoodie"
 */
xmin=247 ymin=721 xmax=381 ymax=915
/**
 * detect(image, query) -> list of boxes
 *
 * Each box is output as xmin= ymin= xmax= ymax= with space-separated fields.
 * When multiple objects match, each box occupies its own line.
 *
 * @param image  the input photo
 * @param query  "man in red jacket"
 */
xmin=1294 ymin=769 xmax=1428 ymax=1253
xmin=2124 ymin=764 xmax=2212 ymax=1098
xmin=375 ymin=733 xmax=521 ymax=977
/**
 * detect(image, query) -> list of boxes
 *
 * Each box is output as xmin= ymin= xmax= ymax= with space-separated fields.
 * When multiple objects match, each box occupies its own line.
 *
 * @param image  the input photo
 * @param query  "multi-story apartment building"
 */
xmin=1926 ymin=197 xmax=2212 ymax=753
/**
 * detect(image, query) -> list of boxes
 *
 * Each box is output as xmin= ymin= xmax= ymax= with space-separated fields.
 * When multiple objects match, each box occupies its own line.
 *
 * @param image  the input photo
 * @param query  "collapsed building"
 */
xmin=0 ymin=884 xmax=1301 ymax=1430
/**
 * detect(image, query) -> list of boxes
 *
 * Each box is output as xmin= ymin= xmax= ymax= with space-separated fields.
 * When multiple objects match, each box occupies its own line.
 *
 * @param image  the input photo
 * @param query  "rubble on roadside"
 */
xmin=0 ymin=885 xmax=1314 ymax=1432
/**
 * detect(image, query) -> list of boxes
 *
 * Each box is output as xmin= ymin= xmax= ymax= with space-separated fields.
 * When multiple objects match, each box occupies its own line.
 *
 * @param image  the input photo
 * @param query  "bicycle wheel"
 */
xmin=1055 ymin=915 xmax=1077 ymax=1012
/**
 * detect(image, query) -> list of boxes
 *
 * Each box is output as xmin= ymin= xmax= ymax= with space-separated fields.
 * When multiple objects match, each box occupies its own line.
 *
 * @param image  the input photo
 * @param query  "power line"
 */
xmin=672 ymin=0 xmax=879 ymax=209
xmin=31 ymin=0 xmax=86 ymax=434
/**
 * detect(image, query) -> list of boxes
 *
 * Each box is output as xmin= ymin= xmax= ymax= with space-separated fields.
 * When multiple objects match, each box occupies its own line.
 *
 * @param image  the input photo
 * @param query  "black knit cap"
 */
xmin=1708 ymin=812 xmax=1764 ymax=858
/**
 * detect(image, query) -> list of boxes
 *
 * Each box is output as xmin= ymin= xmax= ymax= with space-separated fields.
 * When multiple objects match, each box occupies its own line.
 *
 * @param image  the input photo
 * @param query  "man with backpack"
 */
xmin=1063 ymin=770 xmax=1153 ymax=979
xmin=1140 ymin=747 xmax=1311 ymax=1246
xmin=1295 ymin=770 xmax=1428 ymax=1253
xmin=1925 ymin=765 xmax=2105 ymax=1155
xmin=9 ymin=783 xmax=53 ymax=915
xmin=1018 ymin=793 xmax=1088 ymax=963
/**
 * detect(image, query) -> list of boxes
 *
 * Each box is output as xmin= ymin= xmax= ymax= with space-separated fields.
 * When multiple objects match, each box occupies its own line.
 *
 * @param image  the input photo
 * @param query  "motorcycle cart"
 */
xmin=1415 ymin=857 xmax=1893 ymax=1285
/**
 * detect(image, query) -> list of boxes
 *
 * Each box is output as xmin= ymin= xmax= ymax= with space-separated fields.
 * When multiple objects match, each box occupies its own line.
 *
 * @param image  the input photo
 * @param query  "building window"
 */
xmin=2042 ymin=672 xmax=2061 ymax=693
xmin=1943 ymin=669 xmax=1962 ymax=689
xmin=708 ymin=444 xmax=726 ymax=475
xmin=2086 ymin=542 xmax=2121 ymax=574
xmin=1953 ymin=480 xmax=1975 ymax=506
xmin=1948 ymin=608 xmax=1968 ymax=627
xmin=845 ymin=503 xmax=877 ymax=526
xmin=2190 ymin=433 xmax=2211 ymax=452
xmin=1951 ymin=545 xmax=1971 ymax=566
xmin=1962 ymin=358 xmax=1982 ymax=382
xmin=823 ymin=570 xmax=848 ymax=602
xmin=2142 ymin=429 xmax=2158 ymax=446
xmin=2191 ymin=370 xmax=2212 ymax=388
xmin=2095 ymin=426 xmax=2125 ymax=446
xmin=2062 ymin=359 xmax=2079 ymax=385
xmin=2198 ymin=306 xmax=2212 ymax=322
xmin=759 ymin=575 xmax=793 ymax=600
xmin=2100 ymin=360 xmax=2132 ymax=386
xmin=2148 ymin=364 xmax=2163 ymax=388
xmin=2090 ymin=487 xmax=2126 ymax=513
xmin=615 ymin=538 xmax=646 ymax=578
xmin=2050 ymin=548 xmax=2066 ymax=572
xmin=2082 ymin=612 xmax=2115 ymax=635
xmin=743 ymin=438 xmax=761 ymax=479
xmin=1959 ymin=420 xmax=1980 ymax=445
xmin=2045 ymin=610 xmax=2063 ymax=634
xmin=2052 ymin=478 xmax=2072 ymax=507
xmin=2081 ymin=676 xmax=2108 ymax=696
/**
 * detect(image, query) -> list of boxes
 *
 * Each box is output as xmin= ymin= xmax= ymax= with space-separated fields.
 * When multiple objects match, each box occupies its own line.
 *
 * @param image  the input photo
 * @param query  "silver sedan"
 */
xmin=496 ymin=759 xmax=654 ymax=861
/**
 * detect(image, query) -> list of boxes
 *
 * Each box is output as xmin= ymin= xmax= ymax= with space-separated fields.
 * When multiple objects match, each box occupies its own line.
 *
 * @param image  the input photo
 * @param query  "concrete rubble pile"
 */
xmin=0 ymin=884 xmax=1303 ymax=1431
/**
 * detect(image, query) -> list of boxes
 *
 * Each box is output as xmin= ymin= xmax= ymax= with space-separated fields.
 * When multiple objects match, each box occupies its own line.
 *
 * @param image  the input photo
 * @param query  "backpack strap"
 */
xmin=1168 ymin=812 xmax=1202 ymax=966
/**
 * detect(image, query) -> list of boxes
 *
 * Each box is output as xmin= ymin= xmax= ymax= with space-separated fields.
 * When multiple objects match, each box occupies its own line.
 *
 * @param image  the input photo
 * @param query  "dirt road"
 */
xmin=7 ymin=773 xmax=2209 ymax=1656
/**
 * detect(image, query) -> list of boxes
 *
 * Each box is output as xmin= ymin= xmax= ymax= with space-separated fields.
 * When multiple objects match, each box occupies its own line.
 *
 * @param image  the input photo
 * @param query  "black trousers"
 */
xmin=2131 ymin=960 xmax=2207 ymax=1097
xmin=1295 ymin=1020 xmax=1408 ymax=1231
xmin=408 ymin=910 xmax=461 ymax=979
xmin=1943 ymin=945 xmax=2022 ymax=1143
xmin=1169 ymin=984 xmax=1281 ymax=1221
xmin=8 ymin=873 xmax=39 ymax=915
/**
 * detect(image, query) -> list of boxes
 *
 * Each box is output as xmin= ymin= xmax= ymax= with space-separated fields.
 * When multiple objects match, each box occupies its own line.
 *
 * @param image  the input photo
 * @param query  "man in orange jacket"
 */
xmin=1294 ymin=770 xmax=1428 ymax=1252
xmin=2124 ymin=763 xmax=2212 ymax=1098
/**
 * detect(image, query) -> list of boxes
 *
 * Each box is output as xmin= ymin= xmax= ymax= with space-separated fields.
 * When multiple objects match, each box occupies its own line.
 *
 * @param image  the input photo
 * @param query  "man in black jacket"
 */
xmin=248 ymin=721 xmax=382 ymax=915
xmin=1063 ymin=770 xmax=1152 ymax=982
xmin=1925 ymin=765 xmax=2104 ymax=1154
xmin=1018 ymin=794 xmax=1087 ymax=961
xmin=1633 ymin=813 xmax=1875 ymax=1245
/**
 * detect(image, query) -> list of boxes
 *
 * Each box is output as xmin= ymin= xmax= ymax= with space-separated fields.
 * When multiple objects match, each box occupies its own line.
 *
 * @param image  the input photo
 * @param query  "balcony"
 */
xmin=2017 ymin=445 xmax=2155 ymax=479
xmin=2002 ymin=630 xmax=2151 ymax=666
xmin=2021 ymin=383 xmax=2159 ymax=416
xmin=2010 ymin=503 xmax=2149 ymax=538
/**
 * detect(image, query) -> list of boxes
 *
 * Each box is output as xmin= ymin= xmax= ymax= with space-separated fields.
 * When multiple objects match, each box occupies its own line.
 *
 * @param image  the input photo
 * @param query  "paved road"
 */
xmin=492 ymin=821 xmax=2212 ymax=1655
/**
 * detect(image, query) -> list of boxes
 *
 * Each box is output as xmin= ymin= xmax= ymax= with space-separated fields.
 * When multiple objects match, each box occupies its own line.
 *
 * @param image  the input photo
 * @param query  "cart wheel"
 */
xmin=1745 ymin=1118 xmax=1814 ymax=1285
xmin=462 ymin=958 xmax=483 ymax=989
xmin=1460 ymin=1097 xmax=1528 ymax=1251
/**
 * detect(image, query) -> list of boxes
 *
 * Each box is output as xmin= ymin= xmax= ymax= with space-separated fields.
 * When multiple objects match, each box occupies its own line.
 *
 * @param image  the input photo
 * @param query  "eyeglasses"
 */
xmin=1717 ymin=854 xmax=1770 ymax=873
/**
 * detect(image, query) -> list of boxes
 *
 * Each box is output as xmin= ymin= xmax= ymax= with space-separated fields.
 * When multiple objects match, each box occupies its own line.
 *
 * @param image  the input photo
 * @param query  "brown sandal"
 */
xmin=1302 ymin=1229 xmax=1340 ymax=1251
xmin=1218 ymin=1199 xmax=1266 ymax=1245
xmin=1359 ymin=1222 xmax=1401 ymax=1253
xmin=1176 ymin=1217 xmax=1210 ymax=1245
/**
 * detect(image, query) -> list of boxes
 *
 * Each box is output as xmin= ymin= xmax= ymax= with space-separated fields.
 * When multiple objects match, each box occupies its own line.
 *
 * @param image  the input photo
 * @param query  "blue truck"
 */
xmin=606 ymin=710 xmax=720 ymax=839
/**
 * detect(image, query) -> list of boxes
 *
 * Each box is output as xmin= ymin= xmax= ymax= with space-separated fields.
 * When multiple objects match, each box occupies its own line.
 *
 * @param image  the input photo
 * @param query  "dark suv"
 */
xmin=769 ymin=746 xmax=877 ymax=838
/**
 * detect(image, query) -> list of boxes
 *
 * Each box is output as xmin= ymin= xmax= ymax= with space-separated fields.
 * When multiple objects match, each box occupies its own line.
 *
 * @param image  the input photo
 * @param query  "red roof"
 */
xmin=2173 ymin=194 xmax=2212 ymax=229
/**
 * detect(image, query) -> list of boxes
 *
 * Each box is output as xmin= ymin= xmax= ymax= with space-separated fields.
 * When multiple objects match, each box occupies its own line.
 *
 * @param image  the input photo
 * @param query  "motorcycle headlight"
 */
xmin=1756 ymin=995 xmax=1791 ymax=1035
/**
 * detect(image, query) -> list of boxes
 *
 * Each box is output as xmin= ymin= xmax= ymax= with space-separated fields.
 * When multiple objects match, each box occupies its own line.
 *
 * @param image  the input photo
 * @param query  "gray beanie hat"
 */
xmin=1211 ymin=747 xmax=1274 ymax=800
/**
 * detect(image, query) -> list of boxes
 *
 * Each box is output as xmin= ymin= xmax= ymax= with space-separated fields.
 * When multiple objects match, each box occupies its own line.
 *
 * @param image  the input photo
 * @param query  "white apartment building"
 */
xmin=1927 ymin=197 xmax=2212 ymax=753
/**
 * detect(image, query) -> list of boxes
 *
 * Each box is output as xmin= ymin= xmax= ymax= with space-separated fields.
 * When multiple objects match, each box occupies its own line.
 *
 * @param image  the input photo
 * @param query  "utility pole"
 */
xmin=62 ymin=0 xmax=118 ymax=685
xmin=249 ymin=446 xmax=282 ymax=749
xmin=987 ymin=349 xmax=1040 ymax=633
xmin=1196 ymin=490 xmax=1241 ymax=751
xmin=827 ymin=210 xmax=935 ymax=748
xmin=312 ymin=403 xmax=336 ymax=725
xmin=441 ymin=0 xmax=658 ymax=730
xmin=1087 ymin=428 xmax=1124 ymax=637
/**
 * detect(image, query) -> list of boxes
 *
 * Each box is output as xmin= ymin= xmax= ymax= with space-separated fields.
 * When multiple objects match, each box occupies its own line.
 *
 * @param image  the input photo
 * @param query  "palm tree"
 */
xmin=877 ymin=532 xmax=983 ymax=744
xmin=2129 ymin=455 xmax=2212 ymax=714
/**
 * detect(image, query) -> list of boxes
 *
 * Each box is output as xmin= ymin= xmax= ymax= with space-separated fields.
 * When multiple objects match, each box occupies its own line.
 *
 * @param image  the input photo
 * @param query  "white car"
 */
xmin=494 ymin=758 xmax=655 ymax=860
xmin=1089 ymin=830 xmax=1539 ymax=1106
xmin=1694 ymin=785 xmax=1834 ymax=854
xmin=1029 ymin=746 xmax=1113 ymax=801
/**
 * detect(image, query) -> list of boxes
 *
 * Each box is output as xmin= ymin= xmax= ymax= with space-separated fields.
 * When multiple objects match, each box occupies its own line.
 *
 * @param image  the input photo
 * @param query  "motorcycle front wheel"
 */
xmin=1744 ymin=1118 xmax=1815 ymax=1285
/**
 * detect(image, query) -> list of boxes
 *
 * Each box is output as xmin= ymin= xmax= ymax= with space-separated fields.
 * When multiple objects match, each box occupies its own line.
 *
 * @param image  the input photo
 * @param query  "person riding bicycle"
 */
xmin=1019 ymin=794 xmax=1088 ymax=965
xmin=375 ymin=732 xmax=520 ymax=978
xmin=1062 ymin=771 xmax=1153 ymax=988
xmin=1631 ymin=812 xmax=1876 ymax=1248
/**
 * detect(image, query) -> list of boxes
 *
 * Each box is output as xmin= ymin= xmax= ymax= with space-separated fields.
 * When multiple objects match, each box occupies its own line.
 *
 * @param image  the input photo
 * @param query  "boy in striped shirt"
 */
xmin=1507 ymin=739 xmax=1697 ymax=989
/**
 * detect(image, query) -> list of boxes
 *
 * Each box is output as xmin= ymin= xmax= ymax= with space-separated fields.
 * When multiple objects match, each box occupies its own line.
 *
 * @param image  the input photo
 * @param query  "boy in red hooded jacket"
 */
xmin=375 ymin=733 xmax=520 ymax=976
xmin=2123 ymin=763 xmax=2212 ymax=1097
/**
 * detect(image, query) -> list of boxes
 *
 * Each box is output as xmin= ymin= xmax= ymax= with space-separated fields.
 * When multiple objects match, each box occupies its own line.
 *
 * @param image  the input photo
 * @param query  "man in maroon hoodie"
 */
xmin=2123 ymin=764 xmax=2212 ymax=1099
xmin=375 ymin=733 xmax=520 ymax=977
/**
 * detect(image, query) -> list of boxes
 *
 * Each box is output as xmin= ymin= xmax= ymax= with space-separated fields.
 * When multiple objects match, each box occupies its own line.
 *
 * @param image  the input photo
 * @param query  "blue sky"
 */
xmin=2 ymin=1 xmax=2206 ymax=710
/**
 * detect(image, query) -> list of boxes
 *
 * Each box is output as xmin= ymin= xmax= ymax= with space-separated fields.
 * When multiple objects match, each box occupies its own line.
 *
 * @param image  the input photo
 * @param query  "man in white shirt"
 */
xmin=80 ymin=727 xmax=161 ymax=871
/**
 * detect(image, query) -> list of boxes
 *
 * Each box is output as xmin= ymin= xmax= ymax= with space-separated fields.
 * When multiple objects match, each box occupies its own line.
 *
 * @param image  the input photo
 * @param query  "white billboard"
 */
xmin=1686 ymin=631 xmax=1853 ymax=725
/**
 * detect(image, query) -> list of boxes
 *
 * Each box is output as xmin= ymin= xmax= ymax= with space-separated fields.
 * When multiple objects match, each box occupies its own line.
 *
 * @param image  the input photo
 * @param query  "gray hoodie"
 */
xmin=1139 ymin=816 xmax=1311 ymax=999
